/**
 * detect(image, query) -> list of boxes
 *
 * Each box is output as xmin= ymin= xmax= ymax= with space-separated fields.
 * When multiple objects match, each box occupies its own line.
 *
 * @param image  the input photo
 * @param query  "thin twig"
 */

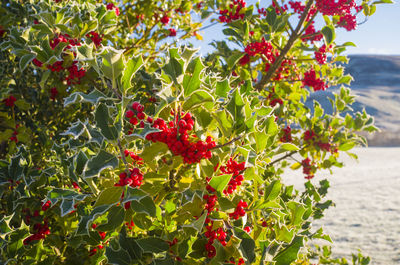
xmin=211 ymin=135 xmax=244 ymax=150
xmin=267 ymin=150 xmax=299 ymax=167
xmin=117 ymin=139 xmax=130 ymax=174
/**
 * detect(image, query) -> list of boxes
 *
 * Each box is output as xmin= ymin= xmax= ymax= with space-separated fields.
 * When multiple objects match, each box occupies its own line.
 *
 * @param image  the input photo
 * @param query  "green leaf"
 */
xmin=94 ymin=186 xmax=123 ymax=208
xmin=264 ymin=180 xmax=281 ymax=201
xmin=182 ymin=90 xmax=214 ymax=111
xmin=275 ymin=225 xmax=295 ymax=243
xmin=183 ymin=211 xmax=207 ymax=232
xmin=209 ymin=174 xmax=231 ymax=193
xmin=213 ymin=110 xmax=233 ymax=137
xmin=64 ymin=90 xmax=107 ymax=107
xmin=19 ymin=53 xmax=36 ymax=71
xmin=75 ymin=151 xmax=88 ymax=175
xmin=62 ymin=121 xmax=86 ymax=139
xmin=265 ymin=116 xmax=278 ymax=135
xmin=130 ymin=196 xmax=157 ymax=217
xmin=136 ymin=237 xmax=169 ymax=253
xmin=97 ymin=205 xmax=125 ymax=231
xmin=321 ymin=25 xmax=335 ymax=45
xmin=227 ymin=51 xmax=244 ymax=69
xmin=163 ymin=57 xmax=184 ymax=85
xmin=77 ymin=204 xmax=112 ymax=235
xmin=39 ymin=70 xmax=51 ymax=89
xmin=339 ymin=141 xmax=355 ymax=151
xmin=119 ymin=228 xmax=143 ymax=260
xmin=183 ymin=57 xmax=204 ymax=97
xmin=84 ymin=150 xmax=118 ymax=178
xmin=273 ymin=236 xmax=304 ymax=265
xmin=122 ymin=55 xmax=143 ymax=92
xmin=122 ymin=187 xmax=148 ymax=203
xmin=280 ymin=143 xmax=300 ymax=151
xmin=254 ymin=129 xmax=268 ymax=153
xmin=215 ymin=79 xmax=230 ymax=98
xmin=106 ymin=246 xmax=132 ymax=265
xmin=95 ymin=103 xmax=119 ymax=140
xmin=140 ymin=142 xmax=169 ymax=167
xmin=100 ymin=47 xmax=125 ymax=82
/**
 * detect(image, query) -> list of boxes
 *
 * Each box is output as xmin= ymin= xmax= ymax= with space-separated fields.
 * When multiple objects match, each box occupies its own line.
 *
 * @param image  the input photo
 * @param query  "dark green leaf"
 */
xmin=84 ymin=150 xmax=118 ymax=178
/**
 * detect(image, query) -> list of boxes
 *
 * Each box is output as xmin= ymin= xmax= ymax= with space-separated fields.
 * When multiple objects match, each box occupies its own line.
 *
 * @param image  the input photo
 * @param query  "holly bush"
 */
xmin=0 ymin=0 xmax=388 ymax=264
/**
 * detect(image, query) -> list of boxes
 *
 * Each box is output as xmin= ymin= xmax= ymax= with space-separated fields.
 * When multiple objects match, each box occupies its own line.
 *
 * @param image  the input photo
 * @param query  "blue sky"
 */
xmin=185 ymin=1 xmax=400 ymax=55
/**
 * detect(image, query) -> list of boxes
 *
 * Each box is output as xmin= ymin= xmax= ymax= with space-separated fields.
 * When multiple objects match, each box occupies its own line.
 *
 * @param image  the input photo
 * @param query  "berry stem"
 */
xmin=117 ymin=139 xmax=130 ymax=175
xmin=211 ymin=135 xmax=243 ymax=150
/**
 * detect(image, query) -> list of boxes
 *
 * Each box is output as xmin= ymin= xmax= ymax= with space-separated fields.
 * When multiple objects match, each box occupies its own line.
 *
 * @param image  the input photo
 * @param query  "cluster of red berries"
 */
xmin=23 ymin=221 xmax=51 ymax=245
xmin=22 ymin=208 xmax=51 ymax=245
xmin=301 ymin=157 xmax=315 ymax=179
xmin=41 ymin=200 xmax=51 ymax=211
xmin=115 ymin=168 xmax=143 ymax=188
xmin=126 ymin=101 xmax=146 ymax=126
xmin=303 ymin=129 xmax=337 ymax=153
xmin=219 ymin=0 xmax=246 ymax=23
xmin=106 ymin=2 xmax=120 ymax=16
xmin=227 ymin=258 xmax=245 ymax=265
xmin=125 ymin=219 xmax=135 ymax=230
xmin=168 ymin=28 xmax=177 ymax=37
xmin=315 ymin=0 xmax=362 ymax=31
xmin=144 ymin=111 xmax=215 ymax=164
xmin=229 ymin=200 xmax=248 ymax=220
xmin=280 ymin=126 xmax=293 ymax=143
xmin=89 ymin=224 xmax=106 ymax=256
xmin=33 ymin=33 xmax=87 ymax=85
xmin=3 ymin=95 xmax=16 ymax=107
xmin=314 ymin=45 xmax=328 ymax=65
xmin=86 ymin=31 xmax=103 ymax=47
xmin=267 ymin=88 xmax=284 ymax=107
xmin=50 ymin=87 xmax=58 ymax=100
xmin=124 ymin=149 xmax=144 ymax=165
xmin=244 ymin=38 xmax=274 ymax=58
xmin=160 ymin=15 xmax=170 ymax=25
xmin=301 ymin=22 xmax=323 ymax=42
xmin=302 ymin=69 xmax=327 ymax=91
xmin=216 ymin=158 xmax=246 ymax=195
xmin=9 ymin=124 xmax=19 ymax=143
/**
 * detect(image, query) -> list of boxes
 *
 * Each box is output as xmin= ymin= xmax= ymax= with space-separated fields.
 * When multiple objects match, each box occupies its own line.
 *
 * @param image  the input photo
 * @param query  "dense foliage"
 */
xmin=0 ymin=0 xmax=389 ymax=264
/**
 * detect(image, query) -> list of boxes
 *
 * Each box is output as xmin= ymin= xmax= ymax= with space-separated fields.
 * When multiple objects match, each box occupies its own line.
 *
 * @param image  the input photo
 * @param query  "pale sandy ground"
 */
xmin=282 ymin=147 xmax=400 ymax=265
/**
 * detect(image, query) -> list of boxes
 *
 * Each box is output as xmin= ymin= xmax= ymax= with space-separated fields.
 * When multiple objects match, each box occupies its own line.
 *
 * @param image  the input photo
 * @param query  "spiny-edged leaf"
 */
xmin=183 ymin=57 xmax=204 ymax=97
xmin=287 ymin=201 xmax=307 ymax=226
xmin=64 ymin=89 xmax=107 ymax=107
xmin=234 ymin=228 xmax=256 ymax=263
xmin=105 ymin=246 xmax=132 ymax=265
xmin=39 ymin=70 xmax=51 ymax=89
xmin=47 ymin=188 xmax=88 ymax=205
xmin=97 ymin=205 xmax=125 ymax=231
xmin=163 ymin=57 xmax=184 ymax=85
xmin=275 ymin=225 xmax=295 ymax=243
xmin=264 ymin=180 xmax=282 ymax=201
xmin=75 ymin=151 xmax=88 ymax=175
xmin=60 ymin=199 xmax=75 ymax=217
xmin=84 ymin=150 xmax=118 ymax=178
xmin=321 ymin=25 xmax=335 ymax=45
xmin=273 ymin=236 xmax=304 ymax=265
xmin=136 ymin=237 xmax=169 ymax=253
xmin=216 ymin=79 xmax=230 ymax=98
xmin=94 ymin=186 xmax=123 ymax=208
xmin=122 ymin=187 xmax=148 ymax=203
xmin=119 ymin=228 xmax=143 ymax=260
xmin=181 ymin=47 xmax=199 ymax=64
xmin=100 ymin=47 xmax=125 ymax=82
xmin=140 ymin=142 xmax=169 ymax=166
xmin=280 ymin=143 xmax=300 ymax=151
xmin=61 ymin=121 xmax=86 ymax=139
xmin=209 ymin=174 xmax=231 ymax=193
xmin=265 ymin=116 xmax=278 ymax=135
xmin=20 ymin=53 xmax=36 ymax=71
xmin=339 ymin=141 xmax=355 ymax=151
xmin=213 ymin=111 xmax=233 ymax=137
xmin=95 ymin=103 xmax=119 ymax=140
xmin=227 ymin=51 xmax=245 ymax=69
xmin=183 ymin=211 xmax=207 ymax=232
xmin=8 ymin=152 xmax=24 ymax=181
xmin=125 ymin=122 xmax=160 ymax=140
xmin=122 ymin=55 xmax=143 ymax=92
xmin=254 ymin=129 xmax=268 ymax=153
xmin=77 ymin=204 xmax=112 ymax=235
xmin=227 ymin=89 xmax=245 ymax=119
xmin=182 ymin=90 xmax=214 ymax=111
xmin=130 ymin=196 xmax=157 ymax=217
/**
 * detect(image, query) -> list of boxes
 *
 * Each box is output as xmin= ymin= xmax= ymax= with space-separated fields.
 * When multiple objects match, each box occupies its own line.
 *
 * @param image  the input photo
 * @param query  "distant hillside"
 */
xmin=308 ymin=55 xmax=400 ymax=146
